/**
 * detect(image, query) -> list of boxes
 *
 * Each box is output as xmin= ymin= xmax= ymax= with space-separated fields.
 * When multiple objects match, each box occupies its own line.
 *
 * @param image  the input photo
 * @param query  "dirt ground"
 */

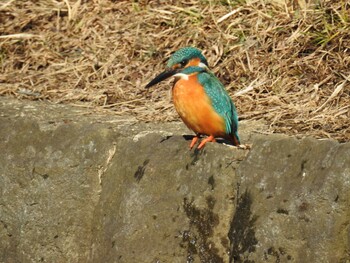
xmin=1 ymin=0 xmax=349 ymax=142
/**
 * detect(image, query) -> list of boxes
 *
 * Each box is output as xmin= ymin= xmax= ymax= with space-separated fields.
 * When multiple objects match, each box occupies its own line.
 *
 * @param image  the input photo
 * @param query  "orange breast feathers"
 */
xmin=172 ymin=74 xmax=226 ymax=137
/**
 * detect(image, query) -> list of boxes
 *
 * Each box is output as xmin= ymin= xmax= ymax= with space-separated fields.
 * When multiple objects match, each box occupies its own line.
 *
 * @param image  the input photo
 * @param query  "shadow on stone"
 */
xmin=228 ymin=190 xmax=258 ymax=263
xmin=181 ymin=197 xmax=223 ymax=263
xmin=159 ymin=135 xmax=173 ymax=143
xmin=183 ymin=135 xmax=195 ymax=141
xmin=133 ymin=159 xmax=150 ymax=182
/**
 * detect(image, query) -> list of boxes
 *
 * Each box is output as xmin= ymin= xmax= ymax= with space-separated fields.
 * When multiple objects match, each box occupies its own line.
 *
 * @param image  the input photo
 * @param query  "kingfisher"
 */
xmin=145 ymin=47 xmax=240 ymax=149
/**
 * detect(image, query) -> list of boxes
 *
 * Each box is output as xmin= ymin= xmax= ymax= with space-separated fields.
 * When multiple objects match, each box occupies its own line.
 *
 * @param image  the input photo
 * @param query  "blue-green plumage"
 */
xmin=167 ymin=47 xmax=208 ymax=68
xmin=180 ymin=66 xmax=205 ymax=75
xmin=197 ymin=71 xmax=240 ymax=143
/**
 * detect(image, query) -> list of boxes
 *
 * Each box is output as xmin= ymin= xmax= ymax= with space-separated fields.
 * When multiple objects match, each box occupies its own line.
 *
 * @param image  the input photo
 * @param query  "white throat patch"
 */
xmin=173 ymin=73 xmax=189 ymax=80
xmin=198 ymin=62 xmax=208 ymax=69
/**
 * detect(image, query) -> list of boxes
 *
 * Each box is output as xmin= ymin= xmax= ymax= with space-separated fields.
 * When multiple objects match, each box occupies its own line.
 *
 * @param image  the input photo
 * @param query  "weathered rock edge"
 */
xmin=0 ymin=98 xmax=349 ymax=263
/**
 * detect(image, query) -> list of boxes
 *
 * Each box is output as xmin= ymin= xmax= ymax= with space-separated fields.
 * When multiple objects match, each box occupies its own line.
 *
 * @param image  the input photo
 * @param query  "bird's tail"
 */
xmin=228 ymin=131 xmax=240 ymax=146
xmin=232 ymin=132 xmax=240 ymax=146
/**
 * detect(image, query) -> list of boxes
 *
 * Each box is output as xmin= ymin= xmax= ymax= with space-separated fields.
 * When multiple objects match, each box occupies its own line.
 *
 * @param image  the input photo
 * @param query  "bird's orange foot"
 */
xmin=197 ymin=135 xmax=216 ymax=149
xmin=189 ymin=136 xmax=199 ymax=149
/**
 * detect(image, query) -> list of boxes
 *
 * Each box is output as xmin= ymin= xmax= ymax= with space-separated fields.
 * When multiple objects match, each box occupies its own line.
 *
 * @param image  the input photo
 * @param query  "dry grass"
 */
xmin=0 ymin=0 xmax=349 ymax=142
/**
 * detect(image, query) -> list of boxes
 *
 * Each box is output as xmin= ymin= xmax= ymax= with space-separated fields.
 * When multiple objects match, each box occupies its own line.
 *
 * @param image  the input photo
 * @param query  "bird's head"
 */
xmin=145 ymin=47 xmax=208 ymax=88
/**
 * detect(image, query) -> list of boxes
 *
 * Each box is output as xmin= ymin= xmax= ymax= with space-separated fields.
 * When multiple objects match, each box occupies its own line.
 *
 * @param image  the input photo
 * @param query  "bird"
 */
xmin=145 ymin=47 xmax=240 ymax=149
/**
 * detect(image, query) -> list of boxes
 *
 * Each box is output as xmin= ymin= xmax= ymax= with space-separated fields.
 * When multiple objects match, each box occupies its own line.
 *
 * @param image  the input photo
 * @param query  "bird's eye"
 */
xmin=180 ymin=59 xmax=188 ymax=67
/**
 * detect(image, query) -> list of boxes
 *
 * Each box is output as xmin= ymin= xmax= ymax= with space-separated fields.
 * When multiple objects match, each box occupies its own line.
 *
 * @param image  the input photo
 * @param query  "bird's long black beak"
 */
xmin=145 ymin=68 xmax=179 ymax=88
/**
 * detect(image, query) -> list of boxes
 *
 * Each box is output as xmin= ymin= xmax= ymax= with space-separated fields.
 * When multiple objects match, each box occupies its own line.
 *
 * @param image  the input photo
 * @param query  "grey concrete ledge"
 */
xmin=0 ymin=98 xmax=349 ymax=263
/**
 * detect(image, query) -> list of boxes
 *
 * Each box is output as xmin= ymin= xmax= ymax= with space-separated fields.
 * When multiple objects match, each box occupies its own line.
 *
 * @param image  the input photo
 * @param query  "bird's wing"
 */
xmin=197 ymin=71 xmax=239 ymax=136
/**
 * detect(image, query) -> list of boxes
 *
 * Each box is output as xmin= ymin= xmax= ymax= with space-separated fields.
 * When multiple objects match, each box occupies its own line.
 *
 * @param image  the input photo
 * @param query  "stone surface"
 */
xmin=0 ymin=98 xmax=349 ymax=263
